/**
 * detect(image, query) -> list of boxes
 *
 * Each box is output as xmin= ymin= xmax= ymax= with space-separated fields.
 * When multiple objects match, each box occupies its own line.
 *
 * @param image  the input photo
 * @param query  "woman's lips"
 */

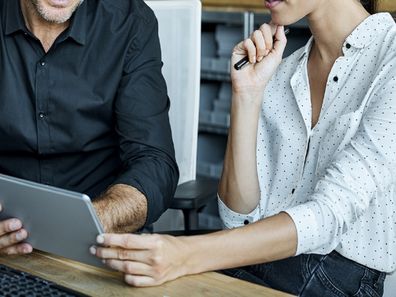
xmin=265 ymin=0 xmax=283 ymax=9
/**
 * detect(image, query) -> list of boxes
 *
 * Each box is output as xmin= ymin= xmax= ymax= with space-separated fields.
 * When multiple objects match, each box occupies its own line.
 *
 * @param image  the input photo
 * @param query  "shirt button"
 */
xmin=38 ymin=112 xmax=45 ymax=119
xmin=40 ymin=61 xmax=46 ymax=66
xmin=333 ymin=76 xmax=339 ymax=82
xmin=243 ymin=220 xmax=250 ymax=225
xmin=346 ymin=43 xmax=351 ymax=49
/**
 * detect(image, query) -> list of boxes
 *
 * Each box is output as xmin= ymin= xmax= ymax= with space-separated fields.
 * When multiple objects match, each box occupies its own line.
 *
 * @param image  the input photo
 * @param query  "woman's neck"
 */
xmin=307 ymin=0 xmax=370 ymax=64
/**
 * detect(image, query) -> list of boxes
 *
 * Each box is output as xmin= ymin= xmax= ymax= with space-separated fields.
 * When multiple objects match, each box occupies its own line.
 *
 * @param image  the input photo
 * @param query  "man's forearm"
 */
xmin=93 ymin=184 xmax=147 ymax=233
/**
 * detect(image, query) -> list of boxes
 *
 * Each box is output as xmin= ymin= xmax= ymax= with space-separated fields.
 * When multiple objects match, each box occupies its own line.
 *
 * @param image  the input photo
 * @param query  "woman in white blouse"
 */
xmin=92 ymin=0 xmax=395 ymax=295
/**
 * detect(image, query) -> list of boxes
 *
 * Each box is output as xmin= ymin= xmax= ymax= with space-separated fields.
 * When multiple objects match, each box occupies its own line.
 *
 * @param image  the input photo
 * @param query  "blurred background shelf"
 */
xmin=197 ymin=7 xmax=311 ymax=180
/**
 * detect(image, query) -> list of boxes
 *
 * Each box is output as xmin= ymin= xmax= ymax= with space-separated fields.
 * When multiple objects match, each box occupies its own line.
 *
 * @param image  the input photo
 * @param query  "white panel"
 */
xmin=146 ymin=0 xmax=201 ymax=184
xmin=384 ymin=273 xmax=396 ymax=297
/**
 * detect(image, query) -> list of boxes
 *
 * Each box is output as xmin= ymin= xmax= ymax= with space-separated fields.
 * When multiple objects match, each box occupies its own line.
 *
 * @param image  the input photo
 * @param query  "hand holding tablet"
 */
xmin=0 ymin=174 xmax=105 ymax=268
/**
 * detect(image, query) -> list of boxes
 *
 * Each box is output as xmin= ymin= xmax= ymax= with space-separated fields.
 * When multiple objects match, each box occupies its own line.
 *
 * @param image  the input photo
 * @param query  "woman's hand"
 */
xmin=231 ymin=24 xmax=287 ymax=97
xmin=91 ymin=233 xmax=191 ymax=287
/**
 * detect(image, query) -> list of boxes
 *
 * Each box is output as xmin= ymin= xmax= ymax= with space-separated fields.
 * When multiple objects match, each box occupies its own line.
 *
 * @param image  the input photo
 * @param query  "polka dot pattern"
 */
xmin=218 ymin=13 xmax=396 ymax=273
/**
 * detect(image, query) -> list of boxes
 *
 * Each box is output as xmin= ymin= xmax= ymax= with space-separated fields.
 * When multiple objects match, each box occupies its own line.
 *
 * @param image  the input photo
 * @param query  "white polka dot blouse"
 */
xmin=218 ymin=13 xmax=396 ymax=273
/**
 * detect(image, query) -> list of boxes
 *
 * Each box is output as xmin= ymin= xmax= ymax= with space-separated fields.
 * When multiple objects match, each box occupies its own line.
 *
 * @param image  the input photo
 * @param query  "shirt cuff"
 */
xmin=284 ymin=202 xmax=321 ymax=255
xmin=217 ymin=194 xmax=261 ymax=229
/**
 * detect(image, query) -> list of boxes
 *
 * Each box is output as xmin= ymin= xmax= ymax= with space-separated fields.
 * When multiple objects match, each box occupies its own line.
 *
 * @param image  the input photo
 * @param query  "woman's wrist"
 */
xmin=231 ymin=90 xmax=264 ymax=112
xmin=180 ymin=235 xmax=214 ymax=275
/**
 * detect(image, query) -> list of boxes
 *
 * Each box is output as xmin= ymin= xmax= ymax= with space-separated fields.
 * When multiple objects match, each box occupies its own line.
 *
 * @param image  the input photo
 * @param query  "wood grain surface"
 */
xmin=0 ymin=251 xmax=295 ymax=297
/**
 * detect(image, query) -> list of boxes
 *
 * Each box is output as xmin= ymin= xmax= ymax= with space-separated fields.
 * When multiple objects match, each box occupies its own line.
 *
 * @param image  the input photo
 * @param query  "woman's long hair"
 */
xmin=361 ymin=0 xmax=376 ymax=14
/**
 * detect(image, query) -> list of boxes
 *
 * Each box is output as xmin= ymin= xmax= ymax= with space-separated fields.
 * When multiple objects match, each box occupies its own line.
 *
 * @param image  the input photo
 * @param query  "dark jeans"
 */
xmin=221 ymin=251 xmax=386 ymax=297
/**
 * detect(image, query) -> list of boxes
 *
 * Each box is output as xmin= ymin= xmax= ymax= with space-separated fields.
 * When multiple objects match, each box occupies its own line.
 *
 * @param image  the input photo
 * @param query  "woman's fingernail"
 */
xmin=89 ymin=246 xmax=97 ymax=255
xmin=258 ymin=56 xmax=263 ymax=62
xmin=97 ymin=235 xmax=104 ymax=244
xmin=16 ymin=230 xmax=26 ymax=241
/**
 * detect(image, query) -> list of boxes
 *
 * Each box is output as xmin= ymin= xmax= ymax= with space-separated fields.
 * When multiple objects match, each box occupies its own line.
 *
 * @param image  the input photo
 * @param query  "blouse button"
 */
xmin=244 ymin=220 xmax=250 ymax=225
xmin=346 ymin=43 xmax=351 ymax=49
xmin=333 ymin=76 xmax=339 ymax=82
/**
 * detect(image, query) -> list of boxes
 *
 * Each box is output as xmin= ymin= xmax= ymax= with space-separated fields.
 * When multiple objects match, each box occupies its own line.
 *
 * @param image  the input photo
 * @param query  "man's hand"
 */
xmin=0 ymin=204 xmax=32 ymax=255
xmin=91 ymin=233 xmax=190 ymax=287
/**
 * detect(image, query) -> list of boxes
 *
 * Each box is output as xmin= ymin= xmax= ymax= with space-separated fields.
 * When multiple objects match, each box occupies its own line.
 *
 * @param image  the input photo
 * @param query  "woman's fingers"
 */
xmin=97 ymin=233 xmax=155 ymax=250
xmin=273 ymin=26 xmax=288 ymax=55
xmin=259 ymin=23 xmax=275 ymax=55
xmin=104 ymin=259 xmax=153 ymax=277
xmin=124 ymin=274 xmax=162 ymax=287
xmin=243 ymin=38 xmax=257 ymax=64
xmin=251 ymin=30 xmax=266 ymax=61
xmin=93 ymin=234 xmax=188 ymax=287
xmin=233 ymin=23 xmax=284 ymax=67
xmin=91 ymin=246 xmax=151 ymax=264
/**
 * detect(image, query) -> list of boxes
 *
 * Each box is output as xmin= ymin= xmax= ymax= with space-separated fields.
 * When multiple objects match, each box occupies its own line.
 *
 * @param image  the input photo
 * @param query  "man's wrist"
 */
xmin=93 ymin=184 xmax=148 ymax=233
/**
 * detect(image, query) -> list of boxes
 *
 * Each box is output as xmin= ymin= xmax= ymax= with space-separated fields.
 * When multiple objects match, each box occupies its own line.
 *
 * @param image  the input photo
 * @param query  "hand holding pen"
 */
xmin=234 ymin=26 xmax=290 ymax=70
xmin=234 ymin=28 xmax=290 ymax=70
xmin=230 ymin=24 xmax=288 ymax=95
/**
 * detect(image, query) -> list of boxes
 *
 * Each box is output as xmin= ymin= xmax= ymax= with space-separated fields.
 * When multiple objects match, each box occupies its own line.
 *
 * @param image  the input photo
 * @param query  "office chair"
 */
xmin=146 ymin=0 xmax=218 ymax=233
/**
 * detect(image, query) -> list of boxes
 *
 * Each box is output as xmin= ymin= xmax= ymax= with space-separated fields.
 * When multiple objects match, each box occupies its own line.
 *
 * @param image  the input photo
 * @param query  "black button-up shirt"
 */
xmin=0 ymin=0 xmax=179 ymax=225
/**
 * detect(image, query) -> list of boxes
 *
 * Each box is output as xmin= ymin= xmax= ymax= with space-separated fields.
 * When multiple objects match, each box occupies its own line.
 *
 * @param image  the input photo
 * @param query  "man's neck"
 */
xmin=307 ymin=0 xmax=370 ymax=64
xmin=20 ymin=0 xmax=70 ymax=52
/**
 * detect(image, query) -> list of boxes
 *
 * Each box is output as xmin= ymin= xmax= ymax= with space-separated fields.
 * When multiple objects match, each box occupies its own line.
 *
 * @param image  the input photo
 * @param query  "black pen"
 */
xmin=234 ymin=27 xmax=290 ymax=71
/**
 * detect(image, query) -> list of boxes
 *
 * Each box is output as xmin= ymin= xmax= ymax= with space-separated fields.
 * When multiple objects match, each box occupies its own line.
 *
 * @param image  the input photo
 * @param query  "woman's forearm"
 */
xmin=218 ymin=92 xmax=262 ymax=214
xmin=184 ymin=212 xmax=298 ymax=275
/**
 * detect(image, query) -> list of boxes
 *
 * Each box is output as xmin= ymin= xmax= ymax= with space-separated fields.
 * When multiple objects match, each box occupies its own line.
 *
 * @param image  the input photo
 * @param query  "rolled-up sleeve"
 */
xmin=113 ymin=10 xmax=179 ymax=226
xmin=285 ymin=74 xmax=396 ymax=255
xmin=218 ymin=195 xmax=261 ymax=228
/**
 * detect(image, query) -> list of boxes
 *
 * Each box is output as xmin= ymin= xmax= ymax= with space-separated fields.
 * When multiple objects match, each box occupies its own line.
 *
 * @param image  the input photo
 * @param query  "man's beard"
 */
xmin=29 ymin=0 xmax=84 ymax=24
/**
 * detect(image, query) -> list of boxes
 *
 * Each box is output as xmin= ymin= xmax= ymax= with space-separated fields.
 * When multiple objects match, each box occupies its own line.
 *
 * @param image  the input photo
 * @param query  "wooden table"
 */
xmin=0 ymin=251 xmax=295 ymax=297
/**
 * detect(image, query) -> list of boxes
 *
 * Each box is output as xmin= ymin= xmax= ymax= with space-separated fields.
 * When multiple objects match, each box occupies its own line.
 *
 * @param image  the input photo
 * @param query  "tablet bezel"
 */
xmin=0 ymin=173 xmax=106 ymax=268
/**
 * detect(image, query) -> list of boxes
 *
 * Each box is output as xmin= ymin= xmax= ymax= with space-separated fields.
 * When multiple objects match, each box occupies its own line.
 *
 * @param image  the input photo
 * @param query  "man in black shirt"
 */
xmin=0 ymin=0 xmax=178 ymax=255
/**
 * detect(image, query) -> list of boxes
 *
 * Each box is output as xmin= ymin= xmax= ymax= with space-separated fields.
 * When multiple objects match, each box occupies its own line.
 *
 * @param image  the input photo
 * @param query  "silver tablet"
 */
xmin=0 ymin=173 xmax=105 ymax=268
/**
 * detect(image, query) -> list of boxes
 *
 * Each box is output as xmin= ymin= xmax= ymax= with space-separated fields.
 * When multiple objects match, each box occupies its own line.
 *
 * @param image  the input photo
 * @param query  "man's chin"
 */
xmin=32 ymin=0 xmax=83 ymax=24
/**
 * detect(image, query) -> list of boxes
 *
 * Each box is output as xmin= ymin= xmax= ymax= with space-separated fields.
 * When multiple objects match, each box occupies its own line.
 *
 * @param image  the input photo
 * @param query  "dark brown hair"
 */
xmin=361 ymin=0 xmax=376 ymax=14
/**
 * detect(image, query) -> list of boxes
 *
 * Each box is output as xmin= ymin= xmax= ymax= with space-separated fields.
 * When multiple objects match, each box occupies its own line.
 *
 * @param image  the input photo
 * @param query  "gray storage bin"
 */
xmin=197 ymin=133 xmax=227 ymax=178
xmin=215 ymin=25 xmax=243 ymax=57
xmin=200 ymin=82 xmax=219 ymax=112
xmin=202 ymin=31 xmax=217 ymax=57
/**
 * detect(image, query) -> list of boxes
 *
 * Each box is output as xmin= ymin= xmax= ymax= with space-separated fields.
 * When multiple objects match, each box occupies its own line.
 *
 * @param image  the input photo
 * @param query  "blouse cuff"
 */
xmin=284 ymin=202 xmax=321 ymax=255
xmin=217 ymin=194 xmax=261 ymax=229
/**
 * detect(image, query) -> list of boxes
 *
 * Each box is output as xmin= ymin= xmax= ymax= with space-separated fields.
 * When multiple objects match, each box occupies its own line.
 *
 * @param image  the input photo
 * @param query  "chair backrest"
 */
xmin=145 ymin=0 xmax=201 ymax=184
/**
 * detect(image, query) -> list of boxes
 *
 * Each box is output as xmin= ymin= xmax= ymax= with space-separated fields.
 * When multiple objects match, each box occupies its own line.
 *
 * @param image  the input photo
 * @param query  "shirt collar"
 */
xmin=4 ymin=0 xmax=87 ymax=46
xmin=298 ymin=36 xmax=313 ymax=61
xmin=345 ymin=12 xmax=395 ymax=49
xmin=67 ymin=1 xmax=87 ymax=45
xmin=4 ymin=0 xmax=27 ymax=36
xmin=297 ymin=12 xmax=395 ymax=61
